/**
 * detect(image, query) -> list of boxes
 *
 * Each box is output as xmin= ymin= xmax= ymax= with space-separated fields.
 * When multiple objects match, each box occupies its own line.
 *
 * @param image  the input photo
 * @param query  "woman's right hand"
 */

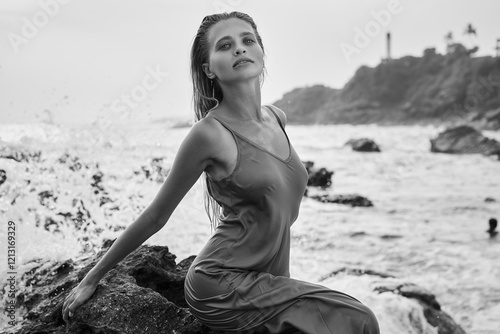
xmin=62 ymin=278 xmax=98 ymax=324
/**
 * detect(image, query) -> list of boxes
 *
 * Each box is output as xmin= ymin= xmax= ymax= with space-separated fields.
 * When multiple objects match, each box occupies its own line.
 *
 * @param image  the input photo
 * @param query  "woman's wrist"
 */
xmin=83 ymin=267 xmax=104 ymax=286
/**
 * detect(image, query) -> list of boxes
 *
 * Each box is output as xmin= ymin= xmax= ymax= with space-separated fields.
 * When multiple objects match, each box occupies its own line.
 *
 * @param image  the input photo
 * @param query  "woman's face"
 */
xmin=203 ymin=18 xmax=264 ymax=85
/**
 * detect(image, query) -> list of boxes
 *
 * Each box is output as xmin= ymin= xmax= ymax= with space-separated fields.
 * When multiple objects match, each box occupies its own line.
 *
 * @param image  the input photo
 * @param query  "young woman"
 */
xmin=63 ymin=12 xmax=380 ymax=333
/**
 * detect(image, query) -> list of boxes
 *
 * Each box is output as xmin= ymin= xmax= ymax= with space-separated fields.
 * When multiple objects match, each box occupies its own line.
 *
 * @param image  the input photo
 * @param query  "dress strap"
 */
xmin=264 ymin=105 xmax=285 ymax=130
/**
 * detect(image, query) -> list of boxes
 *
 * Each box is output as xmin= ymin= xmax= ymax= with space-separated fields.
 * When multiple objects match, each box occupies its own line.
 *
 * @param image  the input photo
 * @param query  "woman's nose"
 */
xmin=234 ymin=45 xmax=246 ymax=55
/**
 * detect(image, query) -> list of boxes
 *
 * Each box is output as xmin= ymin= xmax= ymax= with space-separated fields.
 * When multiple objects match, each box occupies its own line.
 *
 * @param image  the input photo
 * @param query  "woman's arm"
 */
xmin=62 ymin=119 xmax=219 ymax=323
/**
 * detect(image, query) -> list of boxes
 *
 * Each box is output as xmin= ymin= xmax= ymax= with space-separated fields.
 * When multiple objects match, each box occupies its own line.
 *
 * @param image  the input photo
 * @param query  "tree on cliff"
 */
xmin=444 ymin=31 xmax=454 ymax=51
xmin=464 ymin=23 xmax=477 ymax=48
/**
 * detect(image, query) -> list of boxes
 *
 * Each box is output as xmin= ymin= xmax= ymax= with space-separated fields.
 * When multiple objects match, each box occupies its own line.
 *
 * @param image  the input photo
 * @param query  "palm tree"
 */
xmin=464 ymin=23 xmax=477 ymax=37
xmin=444 ymin=31 xmax=454 ymax=52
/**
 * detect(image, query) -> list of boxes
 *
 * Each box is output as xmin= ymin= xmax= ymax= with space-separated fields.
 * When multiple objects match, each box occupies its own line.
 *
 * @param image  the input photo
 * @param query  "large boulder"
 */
xmin=430 ymin=125 xmax=500 ymax=158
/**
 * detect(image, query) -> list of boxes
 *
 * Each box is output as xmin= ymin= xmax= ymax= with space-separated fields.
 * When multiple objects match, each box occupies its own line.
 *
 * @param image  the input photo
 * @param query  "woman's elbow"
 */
xmin=142 ymin=208 xmax=169 ymax=231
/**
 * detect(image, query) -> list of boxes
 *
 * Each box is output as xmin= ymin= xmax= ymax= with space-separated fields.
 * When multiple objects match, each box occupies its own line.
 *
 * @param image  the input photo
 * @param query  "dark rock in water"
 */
xmin=324 ymin=269 xmax=466 ymax=334
xmin=380 ymin=234 xmax=403 ymax=240
xmin=430 ymin=125 xmax=500 ymax=159
xmin=302 ymin=161 xmax=334 ymax=188
xmin=13 ymin=244 xmax=222 ymax=334
xmin=374 ymin=283 xmax=466 ymax=334
xmin=310 ymin=194 xmax=374 ymax=207
xmin=484 ymin=197 xmax=496 ymax=203
xmin=345 ymin=138 xmax=381 ymax=152
xmin=0 ymin=169 xmax=6 ymax=186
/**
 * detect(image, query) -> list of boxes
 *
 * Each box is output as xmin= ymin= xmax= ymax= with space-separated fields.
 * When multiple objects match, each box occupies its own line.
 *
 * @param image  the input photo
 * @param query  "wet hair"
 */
xmin=190 ymin=12 xmax=265 ymax=229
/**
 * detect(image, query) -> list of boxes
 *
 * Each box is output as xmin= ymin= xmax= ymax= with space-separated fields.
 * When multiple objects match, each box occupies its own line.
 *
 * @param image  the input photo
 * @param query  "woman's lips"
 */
xmin=233 ymin=58 xmax=254 ymax=68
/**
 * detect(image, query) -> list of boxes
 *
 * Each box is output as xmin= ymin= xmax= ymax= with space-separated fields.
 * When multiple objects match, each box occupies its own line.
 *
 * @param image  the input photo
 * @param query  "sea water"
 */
xmin=0 ymin=122 xmax=499 ymax=333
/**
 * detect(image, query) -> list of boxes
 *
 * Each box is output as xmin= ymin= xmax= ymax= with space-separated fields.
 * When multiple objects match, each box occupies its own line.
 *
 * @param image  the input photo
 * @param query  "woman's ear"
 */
xmin=202 ymin=63 xmax=216 ymax=79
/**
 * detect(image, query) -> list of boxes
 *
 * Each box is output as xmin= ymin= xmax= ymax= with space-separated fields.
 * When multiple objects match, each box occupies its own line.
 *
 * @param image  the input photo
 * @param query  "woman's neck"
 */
xmin=217 ymin=79 xmax=262 ymax=121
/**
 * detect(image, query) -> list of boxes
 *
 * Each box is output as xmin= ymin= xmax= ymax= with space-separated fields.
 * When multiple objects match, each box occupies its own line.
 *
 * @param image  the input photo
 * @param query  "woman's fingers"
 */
xmin=62 ymin=289 xmax=77 ymax=323
xmin=62 ymin=282 xmax=98 ymax=324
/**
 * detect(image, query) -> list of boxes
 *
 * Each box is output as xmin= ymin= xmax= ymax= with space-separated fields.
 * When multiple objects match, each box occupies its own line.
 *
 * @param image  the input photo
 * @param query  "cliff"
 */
xmin=274 ymin=44 xmax=500 ymax=129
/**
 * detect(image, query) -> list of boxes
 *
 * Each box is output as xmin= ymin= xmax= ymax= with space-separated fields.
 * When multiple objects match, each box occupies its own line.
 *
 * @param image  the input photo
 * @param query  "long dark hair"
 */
xmin=190 ymin=12 xmax=266 ymax=229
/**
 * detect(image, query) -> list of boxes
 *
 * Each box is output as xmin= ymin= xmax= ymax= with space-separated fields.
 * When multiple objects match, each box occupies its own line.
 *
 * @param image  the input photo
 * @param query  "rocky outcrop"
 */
xmin=10 ymin=243 xmax=220 ymax=334
xmin=430 ymin=125 xmax=500 ymax=158
xmin=4 ymin=243 xmax=467 ymax=334
xmin=274 ymin=45 xmax=500 ymax=129
xmin=345 ymin=138 xmax=381 ymax=152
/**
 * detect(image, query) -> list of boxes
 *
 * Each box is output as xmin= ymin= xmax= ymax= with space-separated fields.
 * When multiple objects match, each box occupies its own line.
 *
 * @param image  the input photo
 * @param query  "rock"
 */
xmin=484 ymin=197 xmax=496 ymax=202
xmin=325 ymin=268 xmax=466 ymax=334
xmin=430 ymin=125 xmax=500 ymax=158
xmin=302 ymin=161 xmax=333 ymax=188
xmin=380 ymin=234 xmax=403 ymax=240
xmin=374 ymin=283 xmax=466 ymax=334
xmin=345 ymin=138 xmax=381 ymax=152
xmin=0 ymin=169 xmax=6 ymax=186
xmin=12 ymin=243 xmax=222 ymax=334
xmin=310 ymin=194 xmax=374 ymax=207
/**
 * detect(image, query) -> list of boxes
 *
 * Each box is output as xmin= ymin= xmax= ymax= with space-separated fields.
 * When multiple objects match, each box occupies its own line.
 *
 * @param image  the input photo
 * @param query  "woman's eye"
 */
xmin=244 ymin=38 xmax=255 ymax=44
xmin=219 ymin=43 xmax=231 ymax=50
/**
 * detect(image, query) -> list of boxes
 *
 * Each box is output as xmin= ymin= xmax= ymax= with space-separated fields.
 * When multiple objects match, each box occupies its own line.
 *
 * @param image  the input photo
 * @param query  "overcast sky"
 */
xmin=1 ymin=0 xmax=499 ymax=124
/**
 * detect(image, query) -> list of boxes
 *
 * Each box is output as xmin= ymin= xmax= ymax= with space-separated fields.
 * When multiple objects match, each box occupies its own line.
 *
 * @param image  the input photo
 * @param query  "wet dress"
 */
xmin=184 ymin=106 xmax=380 ymax=333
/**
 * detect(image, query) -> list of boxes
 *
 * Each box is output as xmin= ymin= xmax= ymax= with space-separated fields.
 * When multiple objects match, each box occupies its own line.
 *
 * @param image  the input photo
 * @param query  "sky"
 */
xmin=0 ymin=0 xmax=499 ymax=124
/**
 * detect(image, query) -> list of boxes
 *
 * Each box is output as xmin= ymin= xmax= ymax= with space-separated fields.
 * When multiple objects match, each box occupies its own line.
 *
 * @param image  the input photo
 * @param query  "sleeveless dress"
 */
xmin=184 ymin=106 xmax=380 ymax=334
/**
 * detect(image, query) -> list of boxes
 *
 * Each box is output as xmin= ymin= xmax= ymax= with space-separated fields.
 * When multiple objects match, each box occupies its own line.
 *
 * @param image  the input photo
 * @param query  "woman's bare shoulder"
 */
xmin=185 ymin=116 xmax=228 ymax=153
xmin=266 ymin=104 xmax=287 ymax=127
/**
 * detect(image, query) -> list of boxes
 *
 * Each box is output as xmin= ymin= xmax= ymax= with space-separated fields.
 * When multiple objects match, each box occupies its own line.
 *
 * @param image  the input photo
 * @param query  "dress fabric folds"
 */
xmin=184 ymin=106 xmax=380 ymax=333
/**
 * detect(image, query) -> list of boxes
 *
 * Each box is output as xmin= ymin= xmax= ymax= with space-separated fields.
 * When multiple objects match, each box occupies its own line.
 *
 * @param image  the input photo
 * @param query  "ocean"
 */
xmin=1 ymin=122 xmax=499 ymax=333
